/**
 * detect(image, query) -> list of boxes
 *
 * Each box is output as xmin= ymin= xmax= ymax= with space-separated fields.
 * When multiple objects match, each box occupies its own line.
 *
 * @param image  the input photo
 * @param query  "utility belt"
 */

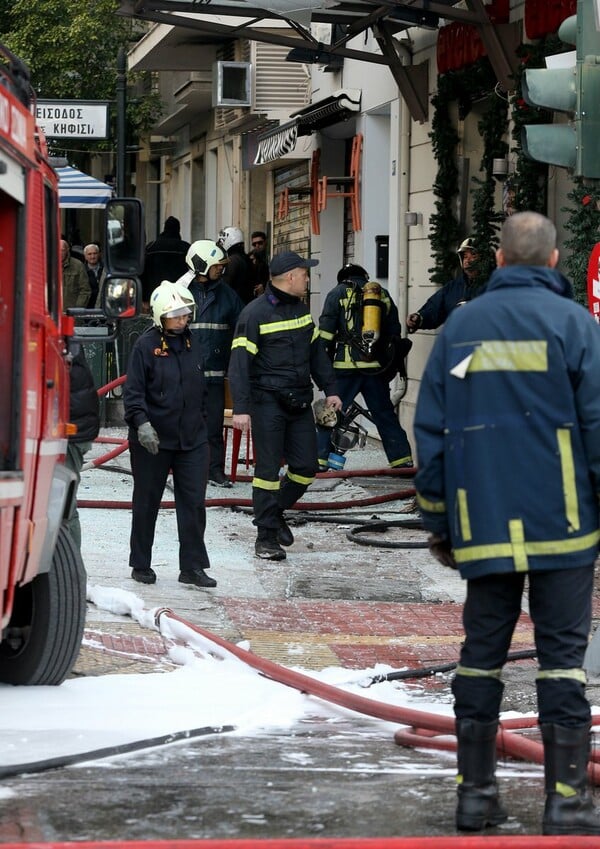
xmin=252 ymin=383 xmax=313 ymax=412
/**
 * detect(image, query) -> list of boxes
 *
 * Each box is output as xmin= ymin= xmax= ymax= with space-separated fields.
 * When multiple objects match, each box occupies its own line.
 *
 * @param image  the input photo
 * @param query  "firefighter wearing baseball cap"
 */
xmin=406 ymin=237 xmax=488 ymax=332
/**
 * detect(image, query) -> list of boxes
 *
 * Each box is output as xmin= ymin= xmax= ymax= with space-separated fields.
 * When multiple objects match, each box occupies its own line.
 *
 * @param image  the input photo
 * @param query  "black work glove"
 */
xmin=428 ymin=533 xmax=457 ymax=569
xmin=138 ymin=421 xmax=160 ymax=455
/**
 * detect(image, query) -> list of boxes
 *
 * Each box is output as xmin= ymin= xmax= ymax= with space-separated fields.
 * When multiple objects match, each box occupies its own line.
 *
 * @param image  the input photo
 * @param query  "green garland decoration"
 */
xmin=428 ymin=74 xmax=460 ymax=286
xmin=471 ymin=83 xmax=509 ymax=280
xmin=562 ymin=181 xmax=600 ymax=305
xmin=429 ymin=58 xmax=507 ymax=284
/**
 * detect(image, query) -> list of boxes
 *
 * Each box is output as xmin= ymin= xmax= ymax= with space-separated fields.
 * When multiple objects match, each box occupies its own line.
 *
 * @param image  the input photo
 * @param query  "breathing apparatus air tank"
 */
xmin=361 ymin=281 xmax=382 ymax=358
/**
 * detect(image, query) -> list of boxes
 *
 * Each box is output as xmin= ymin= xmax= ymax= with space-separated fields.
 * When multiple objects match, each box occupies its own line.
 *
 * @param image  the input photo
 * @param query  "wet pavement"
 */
xmin=3 ymin=429 xmax=600 ymax=842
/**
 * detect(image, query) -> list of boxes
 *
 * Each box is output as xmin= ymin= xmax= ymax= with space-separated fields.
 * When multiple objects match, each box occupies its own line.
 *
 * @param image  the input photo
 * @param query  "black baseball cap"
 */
xmin=270 ymin=251 xmax=319 ymax=277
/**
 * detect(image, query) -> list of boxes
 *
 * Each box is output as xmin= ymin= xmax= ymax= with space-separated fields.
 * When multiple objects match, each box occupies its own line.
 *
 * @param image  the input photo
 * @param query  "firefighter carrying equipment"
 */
xmin=150 ymin=281 xmax=193 ymax=326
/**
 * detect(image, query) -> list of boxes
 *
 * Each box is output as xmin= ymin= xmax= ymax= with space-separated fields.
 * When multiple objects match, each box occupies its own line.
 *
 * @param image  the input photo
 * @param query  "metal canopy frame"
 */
xmin=119 ymin=0 xmax=521 ymax=123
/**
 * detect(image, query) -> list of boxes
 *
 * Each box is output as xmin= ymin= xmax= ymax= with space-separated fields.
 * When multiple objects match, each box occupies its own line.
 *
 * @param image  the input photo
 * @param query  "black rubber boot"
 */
xmin=541 ymin=722 xmax=600 ymax=835
xmin=455 ymin=719 xmax=508 ymax=831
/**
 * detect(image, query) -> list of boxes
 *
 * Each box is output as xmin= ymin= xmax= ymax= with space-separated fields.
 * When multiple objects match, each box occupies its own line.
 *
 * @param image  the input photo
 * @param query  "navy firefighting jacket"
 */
xmin=228 ymin=282 xmax=337 ymax=415
xmin=414 ymin=265 xmax=600 ymax=579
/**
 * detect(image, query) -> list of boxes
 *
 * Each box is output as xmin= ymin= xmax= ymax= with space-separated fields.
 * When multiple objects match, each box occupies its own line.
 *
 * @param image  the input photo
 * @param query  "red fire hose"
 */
xmin=154 ymin=608 xmax=600 ymax=784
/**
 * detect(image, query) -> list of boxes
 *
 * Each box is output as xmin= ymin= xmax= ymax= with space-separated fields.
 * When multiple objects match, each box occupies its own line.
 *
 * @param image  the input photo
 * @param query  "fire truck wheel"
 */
xmin=0 ymin=525 xmax=87 ymax=685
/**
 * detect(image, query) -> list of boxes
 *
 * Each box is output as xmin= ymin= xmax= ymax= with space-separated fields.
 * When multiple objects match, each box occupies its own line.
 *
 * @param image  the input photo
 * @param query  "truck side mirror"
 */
xmin=101 ymin=275 xmax=140 ymax=319
xmin=104 ymin=198 xmax=145 ymax=276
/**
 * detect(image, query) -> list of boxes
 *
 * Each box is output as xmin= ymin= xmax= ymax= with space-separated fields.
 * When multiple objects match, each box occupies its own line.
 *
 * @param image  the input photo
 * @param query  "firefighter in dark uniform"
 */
xmin=228 ymin=251 xmax=342 ymax=561
xmin=406 ymin=237 xmax=485 ymax=332
xmin=177 ymin=239 xmax=244 ymax=488
xmin=317 ymin=264 xmax=413 ymax=471
xmin=124 ymin=280 xmax=216 ymax=589
xmin=414 ymin=212 xmax=600 ymax=836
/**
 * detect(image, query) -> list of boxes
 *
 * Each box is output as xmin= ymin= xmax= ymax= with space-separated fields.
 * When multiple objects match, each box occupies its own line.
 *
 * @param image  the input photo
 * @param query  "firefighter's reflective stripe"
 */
xmin=231 ymin=336 xmax=258 ymax=355
xmin=288 ymin=471 xmax=314 ymax=486
xmin=454 ymin=524 xmax=600 ymax=568
xmin=536 ymin=668 xmax=587 ymax=685
xmin=190 ymin=322 xmax=230 ymax=331
xmin=204 ymin=370 xmax=226 ymax=378
xmin=253 ymin=476 xmax=280 ymax=491
xmin=390 ymin=455 xmax=413 ymax=468
xmin=457 ymin=488 xmax=472 ymax=541
xmin=465 ymin=340 xmax=548 ymax=372
xmin=557 ymin=428 xmax=580 ymax=531
xmin=334 ymin=354 xmax=381 ymax=369
xmin=455 ymin=665 xmax=503 ymax=679
xmin=259 ymin=315 xmax=313 ymax=335
xmin=417 ymin=493 xmax=447 ymax=513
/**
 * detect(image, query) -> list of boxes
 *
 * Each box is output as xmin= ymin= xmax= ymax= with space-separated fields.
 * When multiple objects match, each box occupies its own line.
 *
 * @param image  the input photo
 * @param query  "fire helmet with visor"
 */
xmin=150 ymin=280 xmax=193 ymax=327
xmin=217 ymin=226 xmax=244 ymax=252
xmin=186 ymin=240 xmax=228 ymax=277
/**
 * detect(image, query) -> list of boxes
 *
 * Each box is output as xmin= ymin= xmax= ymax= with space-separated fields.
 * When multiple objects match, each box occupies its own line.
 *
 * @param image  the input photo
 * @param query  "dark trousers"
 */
xmin=317 ymin=372 xmax=412 ymax=465
xmin=129 ymin=440 xmax=211 ymax=572
xmin=453 ymin=566 xmax=594 ymax=726
xmin=250 ymin=390 xmax=317 ymax=533
xmin=206 ymin=381 xmax=226 ymax=478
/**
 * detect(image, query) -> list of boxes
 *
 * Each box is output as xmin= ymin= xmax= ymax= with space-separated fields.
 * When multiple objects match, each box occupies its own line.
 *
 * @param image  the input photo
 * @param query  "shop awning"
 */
xmin=254 ymin=89 xmax=361 ymax=166
xmin=56 ymin=166 xmax=113 ymax=208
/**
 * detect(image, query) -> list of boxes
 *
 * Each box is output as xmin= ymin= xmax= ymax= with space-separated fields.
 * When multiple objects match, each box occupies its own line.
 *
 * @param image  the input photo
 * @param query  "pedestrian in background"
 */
xmin=178 ymin=239 xmax=244 ymax=488
xmin=228 ymin=251 xmax=342 ymax=561
xmin=317 ymin=263 xmax=413 ymax=471
xmin=124 ymin=280 xmax=216 ymax=589
xmin=61 ymin=238 xmax=91 ymax=310
xmin=141 ymin=216 xmax=190 ymax=309
xmin=83 ymin=242 xmax=105 ymax=309
xmin=406 ymin=237 xmax=486 ymax=332
xmin=218 ymin=226 xmax=256 ymax=304
xmin=414 ymin=211 xmax=600 ymax=836
xmin=249 ymin=230 xmax=269 ymax=296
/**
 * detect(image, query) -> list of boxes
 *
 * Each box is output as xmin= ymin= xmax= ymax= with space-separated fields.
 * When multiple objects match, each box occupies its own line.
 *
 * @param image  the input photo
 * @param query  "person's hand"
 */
xmin=428 ymin=533 xmax=457 ymax=569
xmin=325 ymin=394 xmax=343 ymax=412
xmin=138 ymin=422 xmax=160 ymax=455
xmin=406 ymin=313 xmax=423 ymax=334
xmin=233 ymin=413 xmax=251 ymax=432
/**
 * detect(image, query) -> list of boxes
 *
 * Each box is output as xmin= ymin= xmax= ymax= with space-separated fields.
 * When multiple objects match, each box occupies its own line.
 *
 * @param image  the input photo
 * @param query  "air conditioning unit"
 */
xmin=212 ymin=61 xmax=252 ymax=107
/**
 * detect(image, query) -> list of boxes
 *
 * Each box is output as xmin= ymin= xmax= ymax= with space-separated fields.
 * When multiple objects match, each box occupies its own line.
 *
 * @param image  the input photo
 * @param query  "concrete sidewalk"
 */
xmin=74 ymin=427 xmax=563 ymax=717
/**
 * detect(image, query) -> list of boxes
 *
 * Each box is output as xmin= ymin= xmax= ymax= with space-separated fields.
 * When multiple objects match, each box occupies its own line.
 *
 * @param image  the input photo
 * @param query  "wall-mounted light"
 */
xmin=405 ymin=212 xmax=422 ymax=226
xmin=492 ymin=158 xmax=509 ymax=178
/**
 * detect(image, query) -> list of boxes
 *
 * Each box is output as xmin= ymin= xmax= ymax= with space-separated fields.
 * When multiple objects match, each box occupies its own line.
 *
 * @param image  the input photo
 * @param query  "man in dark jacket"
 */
xmin=66 ymin=343 xmax=100 ymax=548
xmin=141 ymin=216 xmax=190 ymax=307
xmin=406 ymin=237 xmax=484 ymax=331
xmin=179 ymin=239 xmax=244 ymax=487
xmin=229 ymin=251 xmax=342 ymax=560
xmin=217 ymin=226 xmax=256 ymax=304
xmin=414 ymin=212 xmax=600 ymax=836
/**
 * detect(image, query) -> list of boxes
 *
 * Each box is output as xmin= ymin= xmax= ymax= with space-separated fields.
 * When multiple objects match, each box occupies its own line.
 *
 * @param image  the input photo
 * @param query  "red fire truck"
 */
xmin=0 ymin=45 xmax=142 ymax=685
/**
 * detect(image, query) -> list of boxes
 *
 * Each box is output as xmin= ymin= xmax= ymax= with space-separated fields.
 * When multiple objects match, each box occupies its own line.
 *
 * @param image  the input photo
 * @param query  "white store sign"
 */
xmin=36 ymin=100 xmax=109 ymax=139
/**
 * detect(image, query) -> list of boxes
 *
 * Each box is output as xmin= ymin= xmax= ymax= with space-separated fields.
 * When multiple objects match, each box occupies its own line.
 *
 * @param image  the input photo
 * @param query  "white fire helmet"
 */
xmin=150 ymin=280 xmax=193 ymax=327
xmin=217 ymin=226 xmax=244 ymax=252
xmin=186 ymin=240 xmax=228 ymax=276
